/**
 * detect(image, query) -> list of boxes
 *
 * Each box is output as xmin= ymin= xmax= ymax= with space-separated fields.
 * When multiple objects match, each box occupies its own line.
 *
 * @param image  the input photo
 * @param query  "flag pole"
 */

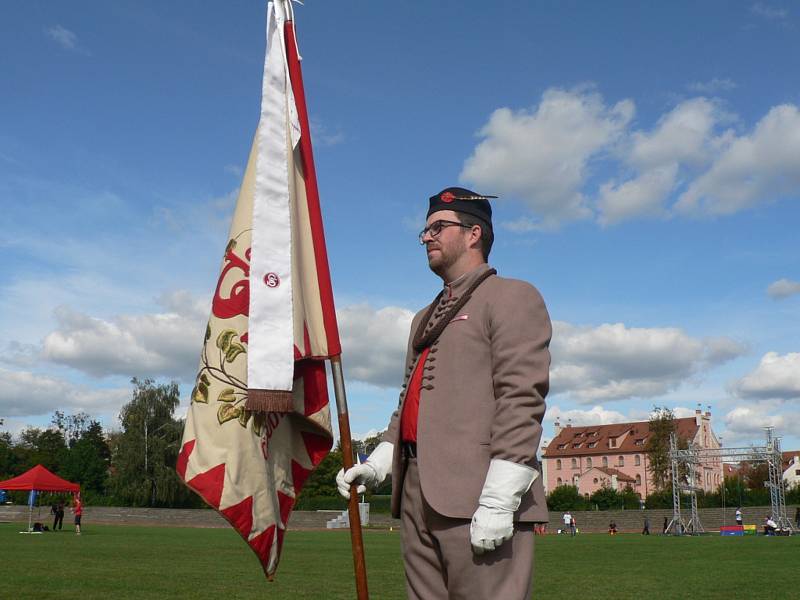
xmin=330 ymin=355 xmax=370 ymax=600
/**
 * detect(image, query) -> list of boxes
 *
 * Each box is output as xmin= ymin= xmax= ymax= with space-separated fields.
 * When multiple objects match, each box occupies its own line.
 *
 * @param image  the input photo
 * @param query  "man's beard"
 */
xmin=426 ymin=237 xmax=467 ymax=277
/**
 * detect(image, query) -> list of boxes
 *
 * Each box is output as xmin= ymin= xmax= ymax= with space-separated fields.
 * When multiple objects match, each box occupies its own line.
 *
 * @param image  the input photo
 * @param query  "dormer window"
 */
xmin=558 ymin=443 xmax=567 ymax=450
xmin=588 ymin=441 xmax=598 ymax=448
xmin=609 ymin=438 xmax=617 ymax=448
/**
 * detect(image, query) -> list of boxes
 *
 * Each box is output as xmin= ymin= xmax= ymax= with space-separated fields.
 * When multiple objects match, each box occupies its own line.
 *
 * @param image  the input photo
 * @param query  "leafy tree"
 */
xmin=16 ymin=427 xmax=67 ymax=472
xmin=589 ymin=484 xmax=622 ymax=510
xmin=646 ymin=406 xmax=675 ymax=490
xmin=546 ymin=484 xmax=585 ymax=511
xmin=0 ymin=430 xmax=15 ymax=478
xmin=109 ymin=378 xmax=190 ymax=507
xmin=644 ymin=487 xmax=673 ymax=509
xmin=740 ymin=461 xmax=769 ymax=491
xmin=646 ymin=406 xmax=677 ymax=491
xmin=297 ymin=447 xmax=342 ymax=499
xmin=61 ymin=421 xmax=111 ymax=494
xmin=621 ymin=485 xmax=642 ymax=509
xmin=51 ymin=410 xmax=91 ymax=448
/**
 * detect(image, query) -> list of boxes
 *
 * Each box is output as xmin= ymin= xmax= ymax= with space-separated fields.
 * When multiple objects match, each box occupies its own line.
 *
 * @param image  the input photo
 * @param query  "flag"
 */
xmin=178 ymin=1 xmax=340 ymax=579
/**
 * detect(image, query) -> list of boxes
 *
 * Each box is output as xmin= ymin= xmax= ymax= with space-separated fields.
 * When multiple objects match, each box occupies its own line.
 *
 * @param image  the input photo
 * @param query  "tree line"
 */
xmin=3 ymin=397 xmax=795 ymax=511
xmin=0 ymin=378 xmax=202 ymax=508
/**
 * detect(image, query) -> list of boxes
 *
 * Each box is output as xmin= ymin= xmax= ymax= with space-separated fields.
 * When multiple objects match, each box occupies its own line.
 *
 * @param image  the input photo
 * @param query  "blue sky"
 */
xmin=1 ymin=1 xmax=799 ymax=453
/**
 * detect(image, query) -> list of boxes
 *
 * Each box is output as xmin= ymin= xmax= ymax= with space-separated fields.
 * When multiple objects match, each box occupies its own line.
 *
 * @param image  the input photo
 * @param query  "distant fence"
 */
xmin=2 ymin=504 xmax=796 ymax=532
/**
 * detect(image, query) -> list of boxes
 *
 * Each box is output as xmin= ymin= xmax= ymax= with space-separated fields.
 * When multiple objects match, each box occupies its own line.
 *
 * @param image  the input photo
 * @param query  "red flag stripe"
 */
xmin=284 ymin=20 xmax=341 ymax=357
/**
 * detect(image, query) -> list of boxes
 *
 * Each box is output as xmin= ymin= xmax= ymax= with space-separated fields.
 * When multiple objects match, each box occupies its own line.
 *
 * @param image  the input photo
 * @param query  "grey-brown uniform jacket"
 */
xmin=383 ymin=263 xmax=552 ymax=521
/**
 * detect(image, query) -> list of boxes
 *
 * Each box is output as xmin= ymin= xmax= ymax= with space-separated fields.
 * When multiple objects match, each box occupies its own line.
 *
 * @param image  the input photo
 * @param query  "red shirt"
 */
xmin=400 ymin=347 xmax=431 ymax=442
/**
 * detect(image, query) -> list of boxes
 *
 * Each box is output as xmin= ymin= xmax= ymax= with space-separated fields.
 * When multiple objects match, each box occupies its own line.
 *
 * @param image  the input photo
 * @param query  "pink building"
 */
xmin=542 ymin=408 xmax=722 ymax=498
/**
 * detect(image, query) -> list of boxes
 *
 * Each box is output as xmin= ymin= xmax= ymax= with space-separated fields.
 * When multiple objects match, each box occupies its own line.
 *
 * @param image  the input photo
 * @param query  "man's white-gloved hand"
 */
xmin=335 ymin=441 xmax=394 ymax=500
xmin=470 ymin=458 xmax=538 ymax=555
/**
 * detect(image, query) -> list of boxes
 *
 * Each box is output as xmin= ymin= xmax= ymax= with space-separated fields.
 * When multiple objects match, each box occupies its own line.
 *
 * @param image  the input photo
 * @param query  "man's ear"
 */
xmin=467 ymin=224 xmax=483 ymax=251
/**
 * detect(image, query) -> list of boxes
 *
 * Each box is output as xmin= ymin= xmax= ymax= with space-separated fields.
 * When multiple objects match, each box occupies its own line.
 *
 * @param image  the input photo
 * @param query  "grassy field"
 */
xmin=1 ymin=522 xmax=798 ymax=599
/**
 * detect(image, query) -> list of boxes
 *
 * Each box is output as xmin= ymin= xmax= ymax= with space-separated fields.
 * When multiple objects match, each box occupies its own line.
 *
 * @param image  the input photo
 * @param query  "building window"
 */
xmin=556 ymin=459 xmax=562 ymax=470
xmin=634 ymin=438 xmax=645 ymax=446
xmin=571 ymin=458 xmax=578 ymax=470
xmin=602 ymin=457 xmax=608 ymax=467
xmin=557 ymin=443 xmax=567 ymax=449
xmin=586 ymin=457 xmax=593 ymax=469
xmin=593 ymin=478 xmax=598 ymax=484
xmin=636 ymin=474 xmax=642 ymax=486
xmin=635 ymin=455 xmax=641 ymax=466
xmin=610 ymin=438 xmax=617 ymax=448
xmin=557 ymin=478 xmax=562 ymax=485
xmin=618 ymin=456 xmax=624 ymax=467
xmin=588 ymin=441 xmax=598 ymax=448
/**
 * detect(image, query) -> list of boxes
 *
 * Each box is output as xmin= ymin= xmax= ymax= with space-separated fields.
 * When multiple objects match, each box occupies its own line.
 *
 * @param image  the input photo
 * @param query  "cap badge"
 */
xmin=440 ymin=191 xmax=455 ymax=203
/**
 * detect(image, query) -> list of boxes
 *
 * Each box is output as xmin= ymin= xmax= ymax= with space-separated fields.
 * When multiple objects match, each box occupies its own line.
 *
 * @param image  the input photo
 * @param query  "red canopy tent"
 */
xmin=0 ymin=465 xmax=80 ymax=532
xmin=0 ymin=464 xmax=80 ymax=493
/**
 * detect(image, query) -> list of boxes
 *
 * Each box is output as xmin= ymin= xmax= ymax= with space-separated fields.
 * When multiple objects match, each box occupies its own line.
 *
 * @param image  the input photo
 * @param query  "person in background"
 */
xmin=569 ymin=515 xmax=577 ymax=537
xmin=735 ymin=507 xmax=743 ymax=526
xmin=795 ymin=506 xmax=799 ymax=529
xmin=562 ymin=511 xmax=572 ymax=535
xmin=72 ymin=494 xmax=83 ymax=535
xmin=642 ymin=516 xmax=650 ymax=535
xmin=763 ymin=515 xmax=777 ymax=535
xmin=608 ymin=520 xmax=618 ymax=535
xmin=51 ymin=500 xmax=64 ymax=531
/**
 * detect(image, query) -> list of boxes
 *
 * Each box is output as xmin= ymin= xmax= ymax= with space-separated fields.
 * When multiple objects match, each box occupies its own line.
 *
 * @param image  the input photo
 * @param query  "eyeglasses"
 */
xmin=418 ymin=219 xmax=471 ymax=244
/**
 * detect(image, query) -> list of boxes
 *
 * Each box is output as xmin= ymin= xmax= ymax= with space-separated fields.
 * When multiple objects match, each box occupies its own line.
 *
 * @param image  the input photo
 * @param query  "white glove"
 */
xmin=335 ymin=441 xmax=394 ymax=500
xmin=470 ymin=458 xmax=538 ymax=554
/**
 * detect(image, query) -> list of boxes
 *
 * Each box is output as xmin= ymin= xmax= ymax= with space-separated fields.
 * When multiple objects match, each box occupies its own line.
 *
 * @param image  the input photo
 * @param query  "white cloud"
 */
xmin=337 ymin=304 xmax=414 ymax=387
xmin=545 ymin=405 xmax=629 ymax=426
xmin=44 ymin=24 xmax=78 ymax=50
xmin=675 ymin=104 xmax=800 ymax=216
xmin=550 ymin=321 xmax=745 ymax=402
xmin=767 ymin=278 xmax=800 ymax=299
xmin=628 ymin=98 xmax=726 ymax=169
xmin=750 ymin=3 xmax=789 ymax=21
xmin=720 ymin=400 xmax=800 ymax=446
xmin=461 ymin=87 xmax=634 ymax=228
xmin=310 ymin=118 xmax=345 ymax=147
xmin=462 ymin=89 xmax=800 ymax=227
xmin=0 ymin=368 xmax=129 ymax=418
xmin=41 ymin=291 xmax=208 ymax=381
xmin=598 ymin=164 xmax=676 ymax=224
xmin=687 ymin=78 xmax=737 ymax=94
xmin=733 ymin=352 xmax=800 ymax=400
xmin=598 ymin=98 xmax=731 ymax=224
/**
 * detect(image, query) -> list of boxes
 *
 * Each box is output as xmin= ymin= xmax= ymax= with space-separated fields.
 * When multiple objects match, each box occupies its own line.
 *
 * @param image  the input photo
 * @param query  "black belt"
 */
xmin=401 ymin=441 xmax=417 ymax=459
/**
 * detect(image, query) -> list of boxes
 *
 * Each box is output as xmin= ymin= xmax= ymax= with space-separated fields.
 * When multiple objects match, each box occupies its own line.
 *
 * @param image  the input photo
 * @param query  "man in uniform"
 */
xmin=336 ymin=187 xmax=551 ymax=599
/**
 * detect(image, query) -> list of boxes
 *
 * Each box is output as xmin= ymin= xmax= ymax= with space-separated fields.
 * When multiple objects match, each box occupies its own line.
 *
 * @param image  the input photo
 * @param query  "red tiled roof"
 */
xmin=594 ymin=466 xmax=636 ymax=482
xmin=782 ymin=450 xmax=800 ymax=471
xmin=543 ymin=416 xmax=702 ymax=458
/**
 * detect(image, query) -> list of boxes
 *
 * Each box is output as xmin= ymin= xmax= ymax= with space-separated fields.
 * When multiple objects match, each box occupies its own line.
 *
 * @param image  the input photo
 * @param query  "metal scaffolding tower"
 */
xmin=668 ymin=426 xmax=794 ymax=535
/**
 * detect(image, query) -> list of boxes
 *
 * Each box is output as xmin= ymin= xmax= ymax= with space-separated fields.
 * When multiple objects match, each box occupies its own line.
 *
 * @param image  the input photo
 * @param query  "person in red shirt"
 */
xmin=72 ymin=494 xmax=83 ymax=535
